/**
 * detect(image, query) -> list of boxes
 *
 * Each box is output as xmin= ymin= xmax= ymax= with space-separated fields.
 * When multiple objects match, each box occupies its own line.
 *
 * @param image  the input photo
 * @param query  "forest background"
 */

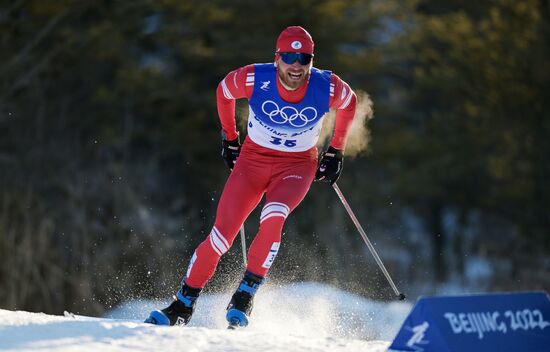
xmin=1 ymin=0 xmax=549 ymax=315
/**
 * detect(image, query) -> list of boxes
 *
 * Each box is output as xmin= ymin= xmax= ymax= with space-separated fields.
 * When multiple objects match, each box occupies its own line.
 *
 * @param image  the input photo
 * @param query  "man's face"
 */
xmin=276 ymin=53 xmax=313 ymax=90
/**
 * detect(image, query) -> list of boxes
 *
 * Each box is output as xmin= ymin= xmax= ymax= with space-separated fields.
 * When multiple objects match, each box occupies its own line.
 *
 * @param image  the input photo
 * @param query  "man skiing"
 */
xmin=145 ymin=26 xmax=357 ymax=328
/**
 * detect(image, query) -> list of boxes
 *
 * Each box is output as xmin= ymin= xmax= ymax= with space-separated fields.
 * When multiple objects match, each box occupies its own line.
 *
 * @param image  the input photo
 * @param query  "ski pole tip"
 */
xmin=398 ymin=293 xmax=406 ymax=301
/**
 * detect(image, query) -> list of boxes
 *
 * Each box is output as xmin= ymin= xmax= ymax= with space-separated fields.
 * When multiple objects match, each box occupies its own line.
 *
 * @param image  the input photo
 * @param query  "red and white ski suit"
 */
xmin=184 ymin=64 xmax=357 ymax=288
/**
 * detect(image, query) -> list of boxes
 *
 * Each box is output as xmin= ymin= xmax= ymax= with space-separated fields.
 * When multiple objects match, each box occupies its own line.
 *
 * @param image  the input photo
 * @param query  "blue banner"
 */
xmin=388 ymin=291 xmax=550 ymax=352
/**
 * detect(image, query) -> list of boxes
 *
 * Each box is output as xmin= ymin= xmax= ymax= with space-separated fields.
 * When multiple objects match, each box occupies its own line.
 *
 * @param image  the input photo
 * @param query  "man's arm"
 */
xmin=216 ymin=65 xmax=255 ymax=141
xmin=314 ymin=73 xmax=357 ymax=184
xmin=328 ymin=73 xmax=357 ymax=152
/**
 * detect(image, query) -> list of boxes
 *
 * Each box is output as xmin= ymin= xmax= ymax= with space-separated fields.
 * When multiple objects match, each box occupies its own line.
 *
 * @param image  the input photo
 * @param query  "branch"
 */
xmin=6 ymin=8 xmax=68 ymax=69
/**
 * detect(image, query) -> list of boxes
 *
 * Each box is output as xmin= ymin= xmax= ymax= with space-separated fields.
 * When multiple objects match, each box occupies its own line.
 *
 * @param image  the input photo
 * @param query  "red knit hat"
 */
xmin=275 ymin=26 xmax=314 ymax=55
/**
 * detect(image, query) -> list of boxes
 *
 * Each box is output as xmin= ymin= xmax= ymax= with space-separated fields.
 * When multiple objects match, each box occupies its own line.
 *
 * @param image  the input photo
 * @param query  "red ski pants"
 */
xmin=184 ymin=138 xmax=318 ymax=288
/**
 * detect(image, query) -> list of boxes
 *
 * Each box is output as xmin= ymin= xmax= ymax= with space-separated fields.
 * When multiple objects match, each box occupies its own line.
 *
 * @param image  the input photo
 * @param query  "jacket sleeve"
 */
xmin=328 ymin=73 xmax=357 ymax=152
xmin=216 ymin=65 xmax=255 ymax=141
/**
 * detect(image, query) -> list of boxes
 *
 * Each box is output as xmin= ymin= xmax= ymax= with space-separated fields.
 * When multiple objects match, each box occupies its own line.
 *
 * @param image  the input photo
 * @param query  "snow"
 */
xmin=0 ymin=282 xmax=411 ymax=352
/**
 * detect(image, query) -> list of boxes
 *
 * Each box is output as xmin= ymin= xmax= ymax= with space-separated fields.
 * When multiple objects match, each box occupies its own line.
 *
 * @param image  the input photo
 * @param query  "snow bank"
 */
xmin=0 ymin=282 xmax=411 ymax=352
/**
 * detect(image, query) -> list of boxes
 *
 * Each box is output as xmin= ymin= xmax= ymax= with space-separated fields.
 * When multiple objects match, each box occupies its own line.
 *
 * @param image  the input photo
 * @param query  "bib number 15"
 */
xmin=270 ymin=137 xmax=297 ymax=148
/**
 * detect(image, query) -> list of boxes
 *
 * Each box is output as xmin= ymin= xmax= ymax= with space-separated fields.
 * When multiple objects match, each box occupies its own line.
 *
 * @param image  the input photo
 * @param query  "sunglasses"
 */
xmin=277 ymin=52 xmax=313 ymax=65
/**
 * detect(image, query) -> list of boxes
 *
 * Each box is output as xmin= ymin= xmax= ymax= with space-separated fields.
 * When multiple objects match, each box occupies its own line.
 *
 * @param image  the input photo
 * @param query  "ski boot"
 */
xmin=226 ymin=271 xmax=264 ymax=329
xmin=145 ymin=284 xmax=201 ymax=326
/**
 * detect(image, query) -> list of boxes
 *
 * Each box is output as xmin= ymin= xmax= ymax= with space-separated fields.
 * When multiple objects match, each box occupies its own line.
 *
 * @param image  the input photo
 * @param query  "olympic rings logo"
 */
xmin=261 ymin=100 xmax=318 ymax=128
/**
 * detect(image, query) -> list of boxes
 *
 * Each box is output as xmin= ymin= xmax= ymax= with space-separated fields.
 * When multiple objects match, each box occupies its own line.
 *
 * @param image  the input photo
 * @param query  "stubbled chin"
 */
xmin=283 ymin=74 xmax=305 ymax=88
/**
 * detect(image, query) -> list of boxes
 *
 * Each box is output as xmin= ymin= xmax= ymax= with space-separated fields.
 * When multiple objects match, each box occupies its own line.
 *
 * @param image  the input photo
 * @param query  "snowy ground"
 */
xmin=0 ymin=282 xmax=411 ymax=352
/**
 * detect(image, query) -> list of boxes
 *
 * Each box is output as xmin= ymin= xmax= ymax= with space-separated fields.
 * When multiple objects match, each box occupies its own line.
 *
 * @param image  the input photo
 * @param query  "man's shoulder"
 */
xmin=311 ymin=66 xmax=332 ymax=84
xmin=311 ymin=66 xmax=331 ymax=74
xmin=226 ymin=64 xmax=256 ymax=76
xmin=326 ymin=72 xmax=353 ymax=91
xmin=233 ymin=64 xmax=255 ymax=75
xmin=251 ymin=63 xmax=275 ymax=72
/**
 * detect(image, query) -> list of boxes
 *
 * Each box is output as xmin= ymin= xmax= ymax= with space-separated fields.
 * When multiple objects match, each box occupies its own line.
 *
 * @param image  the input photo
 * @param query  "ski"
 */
xmin=227 ymin=319 xmax=241 ymax=330
xmin=63 ymin=311 xmax=141 ymax=323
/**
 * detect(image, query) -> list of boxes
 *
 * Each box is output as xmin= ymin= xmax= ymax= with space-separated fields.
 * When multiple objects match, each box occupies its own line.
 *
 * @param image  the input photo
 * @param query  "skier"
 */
xmin=145 ymin=26 xmax=357 ymax=328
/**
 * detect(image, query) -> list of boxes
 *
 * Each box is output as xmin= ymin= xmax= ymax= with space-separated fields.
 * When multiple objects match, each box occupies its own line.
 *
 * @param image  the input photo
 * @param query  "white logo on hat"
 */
xmin=291 ymin=41 xmax=302 ymax=49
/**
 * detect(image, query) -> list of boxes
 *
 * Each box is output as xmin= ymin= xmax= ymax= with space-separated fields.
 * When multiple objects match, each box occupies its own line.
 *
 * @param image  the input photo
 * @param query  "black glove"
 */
xmin=315 ymin=146 xmax=343 ymax=185
xmin=221 ymin=137 xmax=241 ymax=171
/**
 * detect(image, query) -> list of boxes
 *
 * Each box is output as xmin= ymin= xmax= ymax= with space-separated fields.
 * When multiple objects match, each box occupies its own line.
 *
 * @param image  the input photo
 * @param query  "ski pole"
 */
xmin=225 ymin=164 xmax=247 ymax=268
xmin=332 ymin=183 xmax=406 ymax=301
xmin=239 ymin=225 xmax=247 ymax=267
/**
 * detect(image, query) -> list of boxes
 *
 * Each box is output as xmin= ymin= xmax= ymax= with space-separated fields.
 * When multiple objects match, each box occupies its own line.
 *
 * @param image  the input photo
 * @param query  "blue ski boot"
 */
xmin=145 ymin=284 xmax=201 ymax=326
xmin=226 ymin=271 xmax=264 ymax=329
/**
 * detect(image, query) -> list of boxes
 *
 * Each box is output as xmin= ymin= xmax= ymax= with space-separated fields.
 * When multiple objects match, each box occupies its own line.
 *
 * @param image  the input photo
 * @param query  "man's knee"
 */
xmin=260 ymin=201 xmax=290 ymax=224
xmin=207 ymin=226 xmax=232 ymax=256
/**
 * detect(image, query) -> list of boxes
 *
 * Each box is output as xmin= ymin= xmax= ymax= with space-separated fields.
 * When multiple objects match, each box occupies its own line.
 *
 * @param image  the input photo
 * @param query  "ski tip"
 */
xmin=398 ymin=293 xmax=406 ymax=301
xmin=227 ymin=316 xmax=241 ymax=330
xmin=144 ymin=310 xmax=170 ymax=326
xmin=144 ymin=317 xmax=157 ymax=324
xmin=63 ymin=311 xmax=75 ymax=319
xmin=226 ymin=309 xmax=249 ymax=329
